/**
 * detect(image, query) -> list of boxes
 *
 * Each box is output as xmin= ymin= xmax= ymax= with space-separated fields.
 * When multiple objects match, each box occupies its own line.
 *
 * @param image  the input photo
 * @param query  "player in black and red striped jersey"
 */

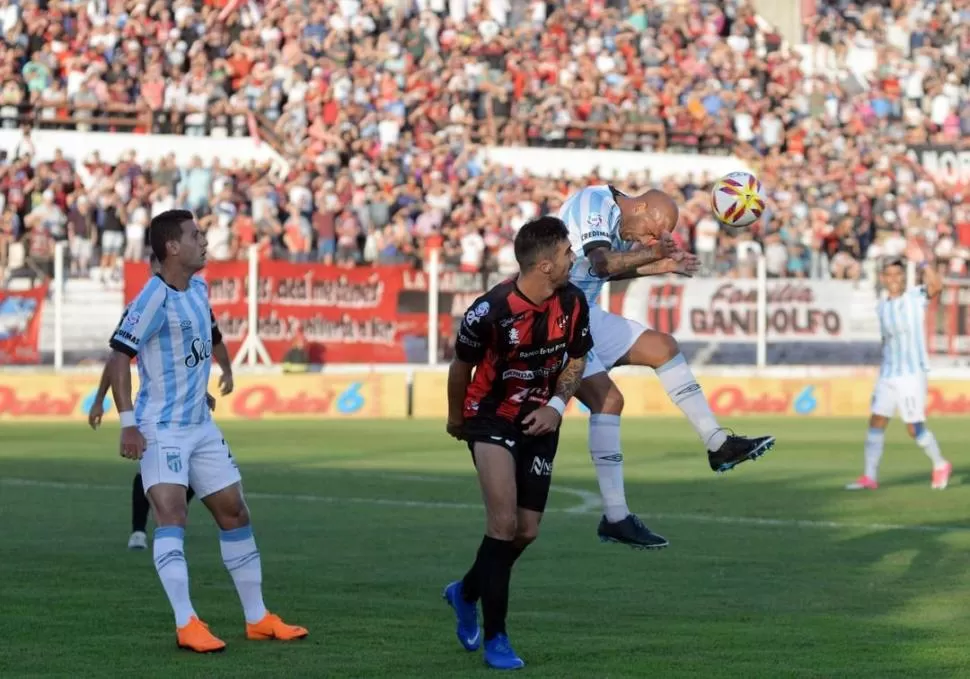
xmin=442 ymin=216 xmax=592 ymax=671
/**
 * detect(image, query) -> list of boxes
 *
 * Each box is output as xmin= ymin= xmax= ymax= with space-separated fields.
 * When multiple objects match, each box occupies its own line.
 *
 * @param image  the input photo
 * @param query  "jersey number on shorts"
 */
xmin=223 ymin=438 xmax=238 ymax=469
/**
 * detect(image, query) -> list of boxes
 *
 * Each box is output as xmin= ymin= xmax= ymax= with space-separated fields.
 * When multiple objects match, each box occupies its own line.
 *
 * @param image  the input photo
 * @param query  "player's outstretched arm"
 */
xmin=610 ymin=253 xmax=701 ymax=281
xmin=587 ymin=241 xmax=668 ymax=279
xmin=446 ymin=359 xmax=474 ymax=439
xmin=922 ymin=263 xmax=943 ymax=299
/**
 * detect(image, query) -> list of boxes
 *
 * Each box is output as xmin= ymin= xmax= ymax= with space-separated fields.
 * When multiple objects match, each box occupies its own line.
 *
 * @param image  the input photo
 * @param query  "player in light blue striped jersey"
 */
xmin=559 ymin=185 xmax=775 ymax=550
xmin=847 ymin=257 xmax=950 ymax=491
xmin=105 ymin=210 xmax=307 ymax=652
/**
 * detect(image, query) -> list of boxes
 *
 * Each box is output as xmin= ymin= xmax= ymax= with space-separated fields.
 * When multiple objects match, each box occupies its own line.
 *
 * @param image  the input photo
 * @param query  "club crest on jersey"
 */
xmin=465 ymin=301 xmax=490 ymax=325
xmin=163 ymin=447 xmax=182 ymax=473
xmin=556 ymin=315 xmax=569 ymax=331
xmin=123 ymin=311 xmax=140 ymax=328
xmin=508 ymin=327 xmax=520 ymax=344
xmin=586 ymin=213 xmax=603 ymax=228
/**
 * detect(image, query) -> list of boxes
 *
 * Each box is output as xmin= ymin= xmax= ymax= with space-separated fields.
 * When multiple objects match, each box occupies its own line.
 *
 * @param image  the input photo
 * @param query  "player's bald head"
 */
xmin=618 ymin=189 xmax=679 ymax=242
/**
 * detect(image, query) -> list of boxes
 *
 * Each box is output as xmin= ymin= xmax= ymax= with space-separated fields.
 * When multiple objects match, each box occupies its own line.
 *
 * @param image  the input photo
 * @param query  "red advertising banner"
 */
xmin=124 ymin=261 xmax=498 ymax=364
xmin=124 ymin=261 xmax=450 ymax=364
xmin=0 ymin=283 xmax=49 ymax=364
xmin=927 ymin=280 xmax=970 ymax=357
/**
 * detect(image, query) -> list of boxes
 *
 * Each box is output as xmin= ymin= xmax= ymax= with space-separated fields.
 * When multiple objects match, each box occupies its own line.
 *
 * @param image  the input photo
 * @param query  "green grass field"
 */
xmin=2 ymin=417 xmax=970 ymax=678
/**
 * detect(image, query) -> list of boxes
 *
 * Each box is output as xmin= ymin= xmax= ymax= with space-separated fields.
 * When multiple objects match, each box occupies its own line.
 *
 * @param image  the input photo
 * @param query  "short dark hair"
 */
xmin=149 ymin=210 xmax=194 ymax=262
xmin=883 ymin=257 xmax=906 ymax=272
xmin=514 ymin=216 xmax=569 ymax=271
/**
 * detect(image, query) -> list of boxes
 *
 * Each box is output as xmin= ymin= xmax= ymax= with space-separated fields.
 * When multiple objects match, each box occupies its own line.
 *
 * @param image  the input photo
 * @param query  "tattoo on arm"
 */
xmin=588 ymin=244 xmax=664 ymax=278
xmin=609 ymin=259 xmax=673 ymax=281
xmin=554 ymin=356 xmax=586 ymax=404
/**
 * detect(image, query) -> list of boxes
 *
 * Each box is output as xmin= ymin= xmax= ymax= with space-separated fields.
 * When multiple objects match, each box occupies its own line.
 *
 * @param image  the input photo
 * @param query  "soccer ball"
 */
xmin=710 ymin=171 xmax=766 ymax=229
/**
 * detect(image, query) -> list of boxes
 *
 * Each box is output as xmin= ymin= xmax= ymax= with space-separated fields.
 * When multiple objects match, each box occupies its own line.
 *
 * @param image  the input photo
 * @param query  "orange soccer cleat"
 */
xmin=246 ymin=613 xmax=309 ymax=641
xmin=177 ymin=616 xmax=226 ymax=653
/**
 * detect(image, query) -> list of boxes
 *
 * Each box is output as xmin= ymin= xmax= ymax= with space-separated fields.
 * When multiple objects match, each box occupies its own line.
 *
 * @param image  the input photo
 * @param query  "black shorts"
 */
xmin=463 ymin=417 xmax=560 ymax=513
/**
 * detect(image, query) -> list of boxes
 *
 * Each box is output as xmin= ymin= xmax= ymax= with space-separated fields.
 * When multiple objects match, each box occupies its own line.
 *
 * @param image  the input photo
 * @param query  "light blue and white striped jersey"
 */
xmin=877 ymin=285 xmax=930 ymax=378
xmin=111 ymin=275 xmax=219 ymax=429
xmin=558 ymin=185 xmax=634 ymax=304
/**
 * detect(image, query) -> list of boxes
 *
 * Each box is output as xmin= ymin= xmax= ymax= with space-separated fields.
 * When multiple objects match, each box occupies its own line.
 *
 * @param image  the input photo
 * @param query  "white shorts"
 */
xmin=140 ymin=421 xmax=241 ymax=499
xmin=870 ymin=374 xmax=928 ymax=424
xmin=583 ymin=305 xmax=647 ymax=378
xmin=101 ymin=230 xmax=124 ymax=255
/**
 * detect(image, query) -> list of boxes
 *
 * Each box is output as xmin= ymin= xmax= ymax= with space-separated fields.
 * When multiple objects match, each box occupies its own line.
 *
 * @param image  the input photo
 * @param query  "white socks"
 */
xmin=865 ymin=426 xmax=948 ymax=481
xmin=220 ymin=525 xmax=267 ymax=624
xmin=153 ymin=526 xmax=196 ymax=627
xmin=863 ymin=428 xmax=885 ymax=480
xmin=589 ymin=413 xmax=630 ymax=523
xmin=916 ymin=429 xmax=947 ymax=468
xmin=656 ymin=353 xmax=728 ymax=451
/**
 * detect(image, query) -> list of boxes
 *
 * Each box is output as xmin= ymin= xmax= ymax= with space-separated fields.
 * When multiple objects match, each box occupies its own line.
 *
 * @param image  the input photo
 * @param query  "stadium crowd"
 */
xmin=0 ymin=0 xmax=968 ymax=285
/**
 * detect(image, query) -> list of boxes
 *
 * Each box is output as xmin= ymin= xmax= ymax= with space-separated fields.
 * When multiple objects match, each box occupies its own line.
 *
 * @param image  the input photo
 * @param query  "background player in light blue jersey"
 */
xmin=559 ymin=186 xmax=775 ymax=550
xmin=105 ymin=210 xmax=307 ymax=652
xmin=846 ymin=257 xmax=950 ymax=491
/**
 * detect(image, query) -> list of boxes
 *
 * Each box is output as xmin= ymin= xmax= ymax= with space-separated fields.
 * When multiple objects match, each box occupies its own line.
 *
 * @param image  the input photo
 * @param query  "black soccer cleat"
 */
xmin=708 ymin=434 xmax=776 ymax=473
xmin=597 ymin=514 xmax=669 ymax=550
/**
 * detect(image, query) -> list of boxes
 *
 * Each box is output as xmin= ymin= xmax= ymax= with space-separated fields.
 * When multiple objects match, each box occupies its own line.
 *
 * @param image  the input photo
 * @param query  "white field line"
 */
xmin=2 ymin=477 xmax=968 ymax=535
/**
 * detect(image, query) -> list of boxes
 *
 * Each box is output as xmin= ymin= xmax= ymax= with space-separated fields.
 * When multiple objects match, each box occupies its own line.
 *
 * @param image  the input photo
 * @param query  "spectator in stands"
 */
xmin=0 ymin=0 xmax=967 ymax=285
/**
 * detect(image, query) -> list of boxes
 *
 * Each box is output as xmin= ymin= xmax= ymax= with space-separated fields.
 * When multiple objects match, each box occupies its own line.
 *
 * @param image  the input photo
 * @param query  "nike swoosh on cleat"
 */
xmin=466 ymin=630 xmax=481 ymax=646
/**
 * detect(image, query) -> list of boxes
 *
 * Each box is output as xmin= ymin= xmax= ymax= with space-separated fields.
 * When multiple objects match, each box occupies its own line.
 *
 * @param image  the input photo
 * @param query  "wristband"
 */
xmin=547 ymin=397 xmax=566 ymax=416
xmin=119 ymin=411 xmax=136 ymax=428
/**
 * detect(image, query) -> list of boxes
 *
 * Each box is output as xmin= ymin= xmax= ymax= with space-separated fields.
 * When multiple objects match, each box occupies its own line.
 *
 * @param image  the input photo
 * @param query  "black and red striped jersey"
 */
xmin=454 ymin=278 xmax=593 ymax=424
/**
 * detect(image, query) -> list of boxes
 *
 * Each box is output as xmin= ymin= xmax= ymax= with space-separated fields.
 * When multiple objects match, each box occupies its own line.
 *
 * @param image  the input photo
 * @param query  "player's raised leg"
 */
xmin=619 ymin=328 xmax=775 ymax=473
xmin=576 ymin=365 xmax=669 ymax=550
xmin=193 ymin=425 xmax=307 ymax=642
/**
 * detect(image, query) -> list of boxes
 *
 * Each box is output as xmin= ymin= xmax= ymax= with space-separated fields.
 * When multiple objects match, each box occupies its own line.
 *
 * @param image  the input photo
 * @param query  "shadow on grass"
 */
xmin=1 ymin=443 xmax=969 ymax=677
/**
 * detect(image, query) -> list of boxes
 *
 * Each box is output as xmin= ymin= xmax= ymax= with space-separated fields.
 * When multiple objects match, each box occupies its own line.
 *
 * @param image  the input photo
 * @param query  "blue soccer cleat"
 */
xmin=443 ymin=581 xmax=481 ymax=651
xmin=483 ymin=634 xmax=525 ymax=670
